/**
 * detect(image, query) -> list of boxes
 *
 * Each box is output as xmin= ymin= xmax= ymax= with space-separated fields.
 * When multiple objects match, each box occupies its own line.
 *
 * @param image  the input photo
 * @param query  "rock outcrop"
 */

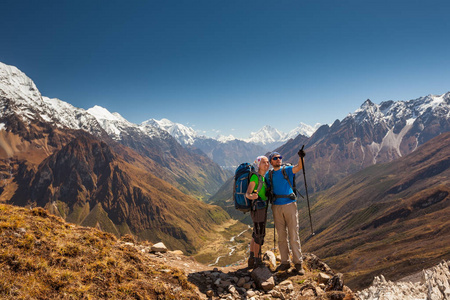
xmin=121 ymin=241 xmax=357 ymax=299
xmin=357 ymin=260 xmax=450 ymax=300
xmin=184 ymin=252 xmax=356 ymax=299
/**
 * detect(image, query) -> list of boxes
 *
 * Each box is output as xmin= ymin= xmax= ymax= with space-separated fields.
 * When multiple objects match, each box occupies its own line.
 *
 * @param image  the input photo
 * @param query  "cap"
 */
xmin=268 ymin=152 xmax=281 ymax=162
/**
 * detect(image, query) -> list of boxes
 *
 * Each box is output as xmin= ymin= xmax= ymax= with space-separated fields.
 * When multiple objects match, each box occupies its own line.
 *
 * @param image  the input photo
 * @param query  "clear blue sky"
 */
xmin=2 ymin=0 xmax=450 ymax=138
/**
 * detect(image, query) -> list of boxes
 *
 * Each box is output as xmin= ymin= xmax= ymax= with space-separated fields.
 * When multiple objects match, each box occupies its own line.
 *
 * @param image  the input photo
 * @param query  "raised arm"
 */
xmin=292 ymin=147 xmax=306 ymax=174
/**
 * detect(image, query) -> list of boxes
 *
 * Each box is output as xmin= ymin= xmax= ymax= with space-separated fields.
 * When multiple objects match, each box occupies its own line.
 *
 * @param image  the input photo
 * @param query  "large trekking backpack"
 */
xmin=233 ymin=163 xmax=263 ymax=213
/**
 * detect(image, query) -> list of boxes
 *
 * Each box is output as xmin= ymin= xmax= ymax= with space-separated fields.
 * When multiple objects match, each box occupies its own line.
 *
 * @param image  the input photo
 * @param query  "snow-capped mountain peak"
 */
xmin=87 ymin=105 xmax=121 ymax=122
xmin=244 ymin=123 xmax=318 ymax=147
xmin=217 ymin=134 xmax=238 ymax=143
xmin=0 ymin=62 xmax=52 ymax=124
xmin=42 ymin=97 xmax=103 ymax=133
xmin=142 ymin=118 xmax=198 ymax=146
xmin=0 ymin=62 xmax=42 ymax=104
xmin=245 ymin=125 xmax=286 ymax=145
xmin=286 ymin=122 xmax=320 ymax=140
xmin=86 ymin=105 xmax=139 ymax=140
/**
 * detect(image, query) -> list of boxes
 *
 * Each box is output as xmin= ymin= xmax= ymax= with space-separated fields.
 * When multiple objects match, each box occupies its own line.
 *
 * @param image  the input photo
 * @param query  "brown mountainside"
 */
xmin=7 ymin=135 xmax=229 ymax=254
xmin=299 ymin=132 xmax=450 ymax=289
xmin=113 ymin=127 xmax=231 ymax=201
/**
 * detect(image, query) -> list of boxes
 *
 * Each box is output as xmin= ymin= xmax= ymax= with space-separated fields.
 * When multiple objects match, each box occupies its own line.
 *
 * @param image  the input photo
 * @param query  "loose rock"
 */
xmin=151 ymin=242 xmax=168 ymax=253
xmin=251 ymin=266 xmax=275 ymax=291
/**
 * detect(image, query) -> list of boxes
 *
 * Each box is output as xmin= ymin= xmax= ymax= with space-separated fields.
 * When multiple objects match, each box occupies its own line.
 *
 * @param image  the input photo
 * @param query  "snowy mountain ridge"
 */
xmin=350 ymin=93 xmax=450 ymax=126
xmin=147 ymin=120 xmax=320 ymax=148
xmin=1 ymin=61 xmax=449 ymax=161
xmin=142 ymin=118 xmax=199 ymax=146
xmin=0 ymin=62 xmax=52 ymax=124
xmin=0 ymin=61 xmax=319 ymax=148
xmin=0 ymin=62 xmax=169 ymax=141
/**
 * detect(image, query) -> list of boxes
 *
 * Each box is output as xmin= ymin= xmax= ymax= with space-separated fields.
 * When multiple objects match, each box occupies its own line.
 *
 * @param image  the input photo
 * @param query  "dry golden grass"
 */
xmin=0 ymin=204 xmax=200 ymax=299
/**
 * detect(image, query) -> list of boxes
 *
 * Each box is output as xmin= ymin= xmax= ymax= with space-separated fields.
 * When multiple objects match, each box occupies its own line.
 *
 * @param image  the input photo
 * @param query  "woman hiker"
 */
xmin=245 ymin=155 xmax=270 ymax=268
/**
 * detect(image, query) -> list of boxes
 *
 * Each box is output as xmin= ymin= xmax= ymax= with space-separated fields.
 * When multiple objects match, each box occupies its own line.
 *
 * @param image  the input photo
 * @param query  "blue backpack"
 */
xmin=233 ymin=163 xmax=263 ymax=213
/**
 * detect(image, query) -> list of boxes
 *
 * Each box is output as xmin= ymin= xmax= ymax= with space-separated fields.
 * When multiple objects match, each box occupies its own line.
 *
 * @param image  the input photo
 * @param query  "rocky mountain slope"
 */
xmin=0 ymin=62 xmax=229 ymax=200
xmin=278 ymin=93 xmax=450 ymax=193
xmin=357 ymin=261 xmax=450 ymax=300
xmin=86 ymin=106 xmax=230 ymax=199
xmin=299 ymin=132 xmax=450 ymax=290
xmin=9 ymin=135 xmax=228 ymax=254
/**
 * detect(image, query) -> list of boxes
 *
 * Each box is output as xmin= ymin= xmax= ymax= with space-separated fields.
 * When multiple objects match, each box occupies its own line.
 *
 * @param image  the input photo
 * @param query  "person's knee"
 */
xmin=253 ymin=222 xmax=266 ymax=245
xmin=254 ymin=235 xmax=265 ymax=245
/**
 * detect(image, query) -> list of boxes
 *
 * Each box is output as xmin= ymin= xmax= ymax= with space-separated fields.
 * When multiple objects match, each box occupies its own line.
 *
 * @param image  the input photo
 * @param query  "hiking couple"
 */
xmin=245 ymin=149 xmax=306 ymax=274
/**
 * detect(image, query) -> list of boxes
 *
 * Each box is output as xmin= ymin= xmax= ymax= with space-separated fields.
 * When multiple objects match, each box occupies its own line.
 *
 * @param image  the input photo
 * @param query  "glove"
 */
xmin=298 ymin=148 xmax=306 ymax=158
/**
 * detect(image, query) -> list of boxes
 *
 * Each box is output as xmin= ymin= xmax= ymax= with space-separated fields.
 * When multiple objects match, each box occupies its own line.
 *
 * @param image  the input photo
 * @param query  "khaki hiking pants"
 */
xmin=272 ymin=201 xmax=303 ymax=265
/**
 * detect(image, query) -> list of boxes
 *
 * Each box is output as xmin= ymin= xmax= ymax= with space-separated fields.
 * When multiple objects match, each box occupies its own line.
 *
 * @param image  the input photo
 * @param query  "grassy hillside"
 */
xmin=0 ymin=204 xmax=200 ymax=299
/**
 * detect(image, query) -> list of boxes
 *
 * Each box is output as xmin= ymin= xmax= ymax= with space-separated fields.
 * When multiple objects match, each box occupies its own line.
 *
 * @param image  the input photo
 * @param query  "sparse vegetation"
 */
xmin=0 ymin=204 xmax=200 ymax=299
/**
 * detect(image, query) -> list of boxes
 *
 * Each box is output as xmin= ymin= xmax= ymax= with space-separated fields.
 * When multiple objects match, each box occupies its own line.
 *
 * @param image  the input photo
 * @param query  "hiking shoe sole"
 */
xmin=276 ymin=263 xmax=290 ymax=272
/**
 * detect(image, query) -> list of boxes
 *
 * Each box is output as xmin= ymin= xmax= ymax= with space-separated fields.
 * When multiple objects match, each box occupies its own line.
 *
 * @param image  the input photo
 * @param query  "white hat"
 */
xmin=253 ymin=155 xmax=266 ymax=172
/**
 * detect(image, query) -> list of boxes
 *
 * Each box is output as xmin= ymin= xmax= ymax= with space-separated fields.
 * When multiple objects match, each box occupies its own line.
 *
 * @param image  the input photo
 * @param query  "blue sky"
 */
xmin=2 ymin=0 xmax=450 ymax=139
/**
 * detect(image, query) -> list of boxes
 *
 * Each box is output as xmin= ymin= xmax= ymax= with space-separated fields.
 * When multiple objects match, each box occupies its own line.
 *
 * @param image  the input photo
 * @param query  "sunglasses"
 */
xmin=272 ymin=156 xmax=282 ymax=161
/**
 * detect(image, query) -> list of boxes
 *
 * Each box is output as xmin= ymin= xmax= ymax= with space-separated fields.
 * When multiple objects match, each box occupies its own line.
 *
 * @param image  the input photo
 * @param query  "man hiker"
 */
xmin=266 ymin=149 xmax=306 ymax=274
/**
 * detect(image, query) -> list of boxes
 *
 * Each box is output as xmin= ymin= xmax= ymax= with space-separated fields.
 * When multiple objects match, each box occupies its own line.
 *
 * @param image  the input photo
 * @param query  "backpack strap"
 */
xmin=269 ymin=166 xmax=304 ymax=200
xmin=250 ymin=172 xmax=264 ymax=211
xmin=282 ymin=167 xmax=296 ymax=196
xmin=250 ymin=172 xmax=263 ymax=195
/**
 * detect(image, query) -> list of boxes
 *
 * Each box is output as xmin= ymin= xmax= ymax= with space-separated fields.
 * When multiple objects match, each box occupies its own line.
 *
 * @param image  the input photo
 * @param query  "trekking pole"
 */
xmin=270 ymin=197 xmax=276 ymax=251
xmin=273 ymin=222 xmax=276 ymax=250
xmin=299 ymin=145 xmax=315 ymax=236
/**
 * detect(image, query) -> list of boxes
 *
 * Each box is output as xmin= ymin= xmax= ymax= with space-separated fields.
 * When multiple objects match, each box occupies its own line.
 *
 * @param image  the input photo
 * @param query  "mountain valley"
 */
xmin=1 ymin=60 xmax=449 ymax=296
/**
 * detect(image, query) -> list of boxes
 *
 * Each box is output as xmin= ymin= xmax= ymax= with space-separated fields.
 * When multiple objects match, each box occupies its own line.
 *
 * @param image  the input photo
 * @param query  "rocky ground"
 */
xmin=135 ymin=240 xmax=450 ymax=300
xmin=357 ymin=260 xmax=450 ymax=300
xmin=136 ymin=241 xmax=357 ymax=300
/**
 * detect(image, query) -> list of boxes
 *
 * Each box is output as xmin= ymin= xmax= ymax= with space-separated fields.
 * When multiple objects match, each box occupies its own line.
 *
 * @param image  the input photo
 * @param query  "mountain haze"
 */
xmin=148 ymin=118 xmax=319 ymax=168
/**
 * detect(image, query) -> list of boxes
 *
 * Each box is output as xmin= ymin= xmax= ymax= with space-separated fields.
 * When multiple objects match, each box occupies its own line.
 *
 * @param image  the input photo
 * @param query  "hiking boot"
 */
xmin=275 ymin=263 xmax=290 ymax=272
xmin=254 ymin=257 xmax=263 ymax=267
xmin=295 ymin=263 xmax=305 ymax=275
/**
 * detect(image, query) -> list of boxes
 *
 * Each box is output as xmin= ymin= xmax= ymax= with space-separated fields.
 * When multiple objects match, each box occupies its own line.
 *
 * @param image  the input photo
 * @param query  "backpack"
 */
xmin=233 ymin=163 xmax=263 ymax=213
